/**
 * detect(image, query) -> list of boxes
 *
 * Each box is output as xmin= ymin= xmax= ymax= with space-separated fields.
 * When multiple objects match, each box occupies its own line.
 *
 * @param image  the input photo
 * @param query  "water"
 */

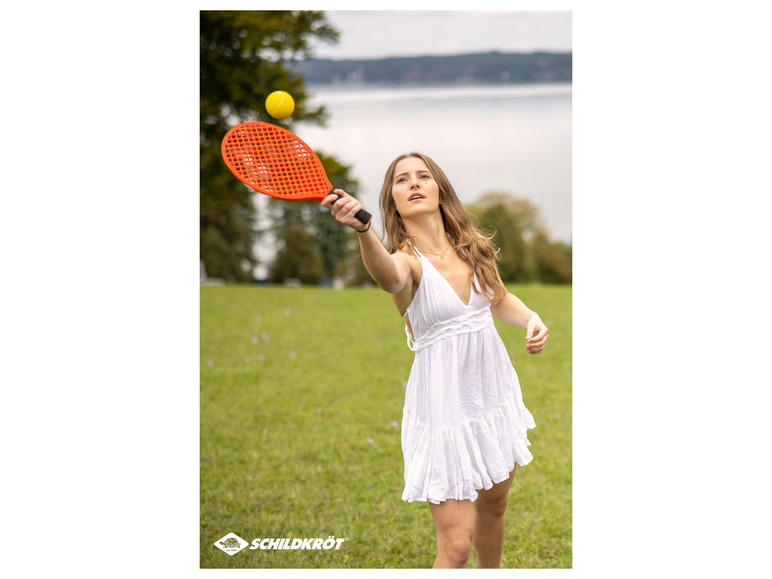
xmin=299 ymin=83 xmax=572 ymax=243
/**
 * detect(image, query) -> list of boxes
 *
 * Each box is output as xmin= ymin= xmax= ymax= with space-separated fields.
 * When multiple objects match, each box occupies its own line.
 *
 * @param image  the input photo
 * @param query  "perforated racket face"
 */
xmin=221 ymin=122 xmax=332 ymax=201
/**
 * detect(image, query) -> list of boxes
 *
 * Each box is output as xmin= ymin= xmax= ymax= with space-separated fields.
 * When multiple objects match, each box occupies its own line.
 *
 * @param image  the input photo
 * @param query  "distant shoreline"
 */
xmin=305 ymin=80 xmax=573 ymax=91
xmin=294 ymin=50 xmax=572 ymax=86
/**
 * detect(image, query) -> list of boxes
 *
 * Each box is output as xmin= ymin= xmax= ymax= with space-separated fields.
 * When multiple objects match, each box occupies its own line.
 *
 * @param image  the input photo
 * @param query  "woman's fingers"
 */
xmin=323 ymin=190 xmax=365 ymax=228
xmin=526 ymin=325 xmax=548 ymax=354
xmin=320 ymin=188 xmax=346 ymax=209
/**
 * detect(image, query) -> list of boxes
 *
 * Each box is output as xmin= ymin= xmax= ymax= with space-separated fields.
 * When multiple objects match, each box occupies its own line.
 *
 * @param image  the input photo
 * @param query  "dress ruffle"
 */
xmin=401 ymin=400 xmax=535 ymax=504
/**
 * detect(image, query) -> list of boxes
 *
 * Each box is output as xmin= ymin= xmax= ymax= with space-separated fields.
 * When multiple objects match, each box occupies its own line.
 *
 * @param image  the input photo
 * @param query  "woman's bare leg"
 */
xmin=428 ymin=499 xmax=475 ymax=568
xmin=473 ymin=466 xmax=516 ymax=568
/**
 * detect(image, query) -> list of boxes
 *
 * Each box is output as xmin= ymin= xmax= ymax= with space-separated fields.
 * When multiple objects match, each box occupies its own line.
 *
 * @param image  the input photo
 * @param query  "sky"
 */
xmin=310 ymin=10 xmax=572 ymax=60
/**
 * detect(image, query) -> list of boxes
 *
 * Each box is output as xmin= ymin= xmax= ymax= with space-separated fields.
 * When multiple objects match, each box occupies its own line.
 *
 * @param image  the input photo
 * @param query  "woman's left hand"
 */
xmin=525 ymin=315 xmax=549 ymax=355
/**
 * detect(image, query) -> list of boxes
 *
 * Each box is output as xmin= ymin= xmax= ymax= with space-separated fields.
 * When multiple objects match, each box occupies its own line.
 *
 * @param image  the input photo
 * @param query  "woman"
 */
xmin=321 ymin=152 xmax=548 ymax=568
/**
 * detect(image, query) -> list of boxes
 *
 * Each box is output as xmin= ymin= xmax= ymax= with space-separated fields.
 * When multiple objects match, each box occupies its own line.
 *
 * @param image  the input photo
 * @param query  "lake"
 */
xmin=299 ymin=83 xmax=572 ymax=243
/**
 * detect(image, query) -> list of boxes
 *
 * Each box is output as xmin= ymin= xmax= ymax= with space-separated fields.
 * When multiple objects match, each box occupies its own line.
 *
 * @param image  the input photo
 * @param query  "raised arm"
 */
xmin=321 ymin=189 xmax=413 ymax=295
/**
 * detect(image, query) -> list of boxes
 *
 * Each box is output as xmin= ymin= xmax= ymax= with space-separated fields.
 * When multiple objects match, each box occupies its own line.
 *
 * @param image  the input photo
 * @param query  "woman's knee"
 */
xmin=443 ymin=533 xmax=473 ymax=564
xmin=476 ymin=490 xmax=510 ymax=518
xmin=476 ymin=469 xmax=515 ymax=518
xmin=430 ymin=499 xmax=475 ymax=566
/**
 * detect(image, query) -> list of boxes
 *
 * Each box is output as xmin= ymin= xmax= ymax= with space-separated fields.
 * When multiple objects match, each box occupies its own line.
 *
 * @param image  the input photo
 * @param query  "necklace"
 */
xmin=416 ymin=245 xmax=451 ymax=259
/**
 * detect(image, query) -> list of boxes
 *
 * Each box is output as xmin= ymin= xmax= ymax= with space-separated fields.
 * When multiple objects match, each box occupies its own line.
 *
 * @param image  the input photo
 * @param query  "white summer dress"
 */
xmin=401 ymin=249 xmax=536 ymax=504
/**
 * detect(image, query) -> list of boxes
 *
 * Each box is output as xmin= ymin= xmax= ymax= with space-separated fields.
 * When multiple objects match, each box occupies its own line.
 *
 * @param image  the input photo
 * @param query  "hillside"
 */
xmin=294 ymin=51 xmax=572 ymax=86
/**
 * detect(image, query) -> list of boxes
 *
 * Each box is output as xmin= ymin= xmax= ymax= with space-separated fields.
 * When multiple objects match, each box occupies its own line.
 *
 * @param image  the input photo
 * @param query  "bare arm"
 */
xmin=321 ymin=189 xmax=412 ymax=294
xmin=490 ymin=289 xmax=534 ymax=325
xmin=490 ymin=276 xmax=549 ymax=355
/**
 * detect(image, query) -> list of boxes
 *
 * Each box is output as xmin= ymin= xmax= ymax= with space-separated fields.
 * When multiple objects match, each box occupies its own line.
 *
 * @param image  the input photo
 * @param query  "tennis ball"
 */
xmin=265 ymin=90 xmax=295 ymax=119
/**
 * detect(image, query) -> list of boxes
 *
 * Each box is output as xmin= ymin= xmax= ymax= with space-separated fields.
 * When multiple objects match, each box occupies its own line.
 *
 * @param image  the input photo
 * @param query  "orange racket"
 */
xmin=221 ymin=122 xmax=372 ymax=225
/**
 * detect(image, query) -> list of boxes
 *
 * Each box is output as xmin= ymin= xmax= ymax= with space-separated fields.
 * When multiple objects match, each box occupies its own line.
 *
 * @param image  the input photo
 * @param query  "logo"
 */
xmin=214 ymin=532 xmax=249 ymax=556
xmin=214 ymin=533 xmax=348 ymax=555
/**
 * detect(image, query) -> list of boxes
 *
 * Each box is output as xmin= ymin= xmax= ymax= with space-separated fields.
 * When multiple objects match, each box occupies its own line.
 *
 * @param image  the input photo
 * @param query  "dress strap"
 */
xmin=404 ymin=324 xmax=418 ymax=352
xmin=402 ymin=243 xmax=422 ymax=353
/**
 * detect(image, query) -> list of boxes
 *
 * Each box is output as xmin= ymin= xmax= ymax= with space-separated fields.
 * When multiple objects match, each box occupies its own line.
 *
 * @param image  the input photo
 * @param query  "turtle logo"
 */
xmin=214 ymin=532 xmax=249 ymax=555
xmin=220 ymin=537 xmax=241 ymax=550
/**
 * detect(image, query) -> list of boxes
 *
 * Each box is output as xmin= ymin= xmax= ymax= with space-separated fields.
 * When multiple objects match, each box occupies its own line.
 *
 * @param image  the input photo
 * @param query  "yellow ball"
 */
xmin=265 ymin=90 xmax=295 ymax=119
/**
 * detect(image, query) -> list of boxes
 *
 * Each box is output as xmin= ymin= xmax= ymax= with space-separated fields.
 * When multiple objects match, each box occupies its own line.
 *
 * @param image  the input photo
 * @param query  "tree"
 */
xmin=467 ymin=191 xmax=571 ymax=284
xmin=467 ymin=192 xmax=541 ymax=282
xmin=531 ymin=231 xmax=572 ymax=284
xmin=270 ymin=222 xmax=325 ymax=284
xmin=261 ymin=152 xmax=362 ymax=282
xmin=200 ymin=11 xmax=339 ymax=281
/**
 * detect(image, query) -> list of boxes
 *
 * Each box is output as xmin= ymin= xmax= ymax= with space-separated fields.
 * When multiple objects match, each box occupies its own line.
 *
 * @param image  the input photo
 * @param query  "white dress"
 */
xmin=401 ymin=249 xmax=536 ymax=504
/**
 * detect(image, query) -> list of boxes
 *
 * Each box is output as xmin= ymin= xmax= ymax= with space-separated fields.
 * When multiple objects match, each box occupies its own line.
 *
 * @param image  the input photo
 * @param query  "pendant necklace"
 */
xmin=417 ymin=246 xmax=450 ymax=259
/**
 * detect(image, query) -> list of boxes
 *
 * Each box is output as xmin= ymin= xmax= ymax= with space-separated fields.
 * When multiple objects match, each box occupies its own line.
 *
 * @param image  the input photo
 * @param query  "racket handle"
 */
xmin=327 ymin=190 xmax=372 ymax=226
xmin=354 ymin=209 xmax=372 ymax=225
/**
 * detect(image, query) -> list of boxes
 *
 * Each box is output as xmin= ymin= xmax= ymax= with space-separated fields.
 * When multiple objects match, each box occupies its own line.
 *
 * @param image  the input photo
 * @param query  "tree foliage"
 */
xmin=270 ymin=222 xmax=325 ymax=284
xmin=200 ymin=11 xmax=339 ymax=281
xmin=467 ymin=192 xmax=571 ymax=284
xmin=265 ymin=152 xmax=366 ymax=284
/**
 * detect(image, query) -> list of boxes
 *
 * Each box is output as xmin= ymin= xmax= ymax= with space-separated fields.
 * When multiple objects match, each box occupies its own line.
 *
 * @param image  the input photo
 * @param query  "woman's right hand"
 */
xmin=321 ymin=189 xmax=369 ymax=232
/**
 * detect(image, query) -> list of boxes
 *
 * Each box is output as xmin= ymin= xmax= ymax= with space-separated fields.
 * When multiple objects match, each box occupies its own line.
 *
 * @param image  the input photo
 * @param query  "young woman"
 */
xmin=321 ymin=152 xmax=548 ymax=569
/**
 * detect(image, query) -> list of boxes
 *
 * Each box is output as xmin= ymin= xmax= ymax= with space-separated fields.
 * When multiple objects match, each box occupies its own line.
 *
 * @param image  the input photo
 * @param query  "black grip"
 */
xmin=326 ymin=190 xmax=372 ymax=226
xmin=354 ymin=209 xmax=372 ymax=224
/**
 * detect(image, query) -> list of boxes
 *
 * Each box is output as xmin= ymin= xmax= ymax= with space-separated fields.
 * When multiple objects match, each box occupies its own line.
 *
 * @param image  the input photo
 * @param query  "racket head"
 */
xmin=221 ymin=122 xmax=332 ymax=201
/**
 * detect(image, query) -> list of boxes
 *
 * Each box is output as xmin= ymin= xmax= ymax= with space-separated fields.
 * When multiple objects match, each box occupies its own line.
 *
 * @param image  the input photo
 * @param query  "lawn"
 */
xmin=200 ymin=283 xmax=571 ymax=568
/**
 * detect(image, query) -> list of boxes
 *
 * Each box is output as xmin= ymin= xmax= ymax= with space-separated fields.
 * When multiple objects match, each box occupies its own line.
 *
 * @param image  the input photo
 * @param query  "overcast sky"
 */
xmin=310 ymin=10 xmax=572 ymax=60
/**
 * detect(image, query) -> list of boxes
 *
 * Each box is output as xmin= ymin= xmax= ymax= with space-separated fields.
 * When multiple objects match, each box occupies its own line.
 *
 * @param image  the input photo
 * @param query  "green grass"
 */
xmin=200 ymin=283 xmax=571 ymax=568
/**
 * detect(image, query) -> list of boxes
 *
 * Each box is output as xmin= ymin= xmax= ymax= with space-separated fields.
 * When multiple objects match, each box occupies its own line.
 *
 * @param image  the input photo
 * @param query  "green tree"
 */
xmin=270 ymin=222 xmax=325 ymax=284
xmin=261 ymin=152 xmax=363 ymax=281
xmin=531 ymin=231 xmax=573 ymax=284
xmin=467 ymin=192 xmax=541 ymax=282
xmin=467 ymin=191 xmax=571 ymax=284
xmin=200 ymin=11 xmax=338 ymax=281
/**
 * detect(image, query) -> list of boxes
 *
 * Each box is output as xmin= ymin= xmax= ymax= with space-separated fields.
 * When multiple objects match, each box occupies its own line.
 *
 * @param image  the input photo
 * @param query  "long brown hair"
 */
xmin=378 ymin=152 xmax=507 ymax=304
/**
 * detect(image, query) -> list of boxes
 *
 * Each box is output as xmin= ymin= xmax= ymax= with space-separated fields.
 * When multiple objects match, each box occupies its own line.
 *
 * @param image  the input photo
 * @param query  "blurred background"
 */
xmin=200 ymin=10 xmax=572 ymax=287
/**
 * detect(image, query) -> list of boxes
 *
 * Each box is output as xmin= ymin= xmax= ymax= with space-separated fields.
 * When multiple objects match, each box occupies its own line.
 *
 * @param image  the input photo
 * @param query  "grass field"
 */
xmin=200 ymin=283 xmax=571 ymax=568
